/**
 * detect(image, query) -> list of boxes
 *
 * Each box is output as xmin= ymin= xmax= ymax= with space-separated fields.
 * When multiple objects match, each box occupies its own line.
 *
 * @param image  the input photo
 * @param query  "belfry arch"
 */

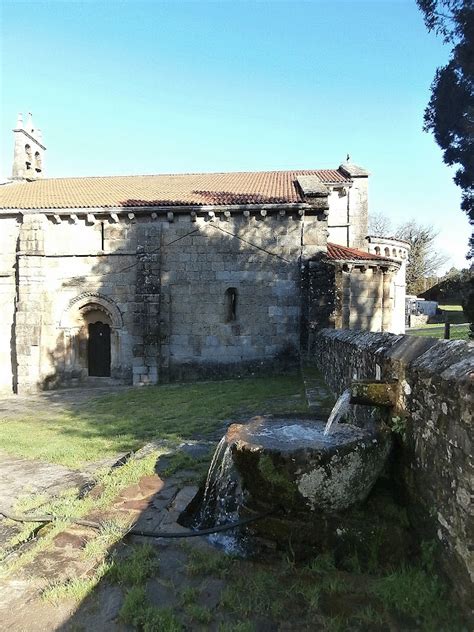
xmin=59 ymin=293 xmax=124 ymax=380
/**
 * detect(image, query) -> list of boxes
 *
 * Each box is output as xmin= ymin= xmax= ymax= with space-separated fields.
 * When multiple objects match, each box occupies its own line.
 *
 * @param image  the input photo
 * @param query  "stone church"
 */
xmin=0 ymin=115 xmax=409 ymax=394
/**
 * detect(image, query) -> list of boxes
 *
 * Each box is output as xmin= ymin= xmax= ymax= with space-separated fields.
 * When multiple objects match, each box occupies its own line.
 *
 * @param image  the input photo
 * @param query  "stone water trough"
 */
xmin=225 ymin=414 xmax=392 ymax=516
xmin=185 ymin=381 xmax=400 ymax=554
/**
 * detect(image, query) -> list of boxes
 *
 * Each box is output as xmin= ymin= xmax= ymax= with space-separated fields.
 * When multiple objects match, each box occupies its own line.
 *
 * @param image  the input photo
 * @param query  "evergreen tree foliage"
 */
xmin=417 ymin=0 xmax=474 ymax=256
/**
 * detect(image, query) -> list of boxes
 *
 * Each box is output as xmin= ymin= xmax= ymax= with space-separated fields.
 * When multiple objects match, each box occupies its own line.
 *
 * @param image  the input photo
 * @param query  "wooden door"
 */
xmin=87 ymin=322 xmax=111 ymax=377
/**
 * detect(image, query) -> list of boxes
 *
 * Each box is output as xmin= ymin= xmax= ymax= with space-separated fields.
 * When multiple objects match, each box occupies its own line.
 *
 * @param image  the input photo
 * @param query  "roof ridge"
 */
xmin=4 ymin=168 xmax=346 ymax=183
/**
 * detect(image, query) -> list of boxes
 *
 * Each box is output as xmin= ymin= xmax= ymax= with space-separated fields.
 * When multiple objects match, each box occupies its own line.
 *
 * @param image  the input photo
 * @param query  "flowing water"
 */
xmin=198 ymin=436 xmax=228 ymax=524
xmin=236 ymin=418 xmax=365 ymax=449
xmin=194 ymin=437 xmax=248 ymax=554
xmin=324 ymin=388 xmax=352 ymax=435
xmin=192 ymin=406 xmax=385 ymax=554
xmin=195 ymin=385 xmax=357 ymax=548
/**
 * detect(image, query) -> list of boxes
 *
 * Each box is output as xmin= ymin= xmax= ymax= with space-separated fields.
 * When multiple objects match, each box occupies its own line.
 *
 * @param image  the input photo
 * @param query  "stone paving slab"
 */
xmin=0 ymin=384 xmax=132 ymax=531
xmin=0 ymin=450 xmax=130 ymax=516
xmin=0 ymin=451 xmax=90 ymax=512
xmin=0 ymin=461 xmax=202 ymax=630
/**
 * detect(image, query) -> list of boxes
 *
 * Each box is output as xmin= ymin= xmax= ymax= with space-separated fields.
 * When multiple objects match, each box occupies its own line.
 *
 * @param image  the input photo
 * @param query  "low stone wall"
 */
xmin=311 ymin=329 xmax=473 ymax=614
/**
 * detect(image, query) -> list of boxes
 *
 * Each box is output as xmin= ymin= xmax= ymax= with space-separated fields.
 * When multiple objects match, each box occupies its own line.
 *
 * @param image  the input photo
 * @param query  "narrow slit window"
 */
xmin=101 ymin=221 xmax=105 ymax=250
xmin=225 ymin=287 xmax=237 ymax=322
xmin=25 ymin=144 xmax=32 ymax=171
xmin=35 ymin=151 xmax=42 ymax=173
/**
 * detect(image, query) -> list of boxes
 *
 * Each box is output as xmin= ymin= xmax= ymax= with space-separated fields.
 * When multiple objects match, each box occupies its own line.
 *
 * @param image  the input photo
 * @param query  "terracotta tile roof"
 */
xmin=0 ymin=169 xmax=350 ymax=210
xmin=326 ymin=243 xmax=395 ymax=262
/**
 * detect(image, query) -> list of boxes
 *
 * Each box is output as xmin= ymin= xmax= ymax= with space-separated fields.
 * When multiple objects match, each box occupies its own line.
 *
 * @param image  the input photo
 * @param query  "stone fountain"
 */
xmin=224 ymin=415 xmax=391 ymax=515
xmin=186 ymin=380 xmax=400 ymax=555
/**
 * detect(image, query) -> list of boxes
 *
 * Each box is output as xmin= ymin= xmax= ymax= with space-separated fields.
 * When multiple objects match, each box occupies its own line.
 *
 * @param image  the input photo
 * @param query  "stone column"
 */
xmin=15 ymin=214 xmax=47 ymax=393
xmin=332 ymin=265 xmax=344 ymax=329
xmin=158 ymin=274 xmax=171 ymax=383
xmin=342 ymin=265 xmax=352 ymax=329
xmin=133 ymin=224 xmax=162 ymax=386
xmin=65 ymin=327 xmax=82 ymax=378
xmin=381 ymin=268 xmax=392 ymax=332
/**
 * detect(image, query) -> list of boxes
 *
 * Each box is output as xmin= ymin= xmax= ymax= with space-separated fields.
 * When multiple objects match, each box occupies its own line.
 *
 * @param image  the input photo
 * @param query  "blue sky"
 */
xmin=0 ymin=0 xmax=470 ymax=271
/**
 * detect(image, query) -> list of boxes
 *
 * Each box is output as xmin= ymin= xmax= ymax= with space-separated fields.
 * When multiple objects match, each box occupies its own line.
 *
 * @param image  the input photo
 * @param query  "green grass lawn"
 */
xmin=407 ymin=304 xmax=470 ymax=340
xmin=0 ymin=375 xmax=307 ymax=469
xmin=2 ymin=374 xmax=465 ymax=631
xmin=406 ymin=324 xmax=469 ymax=340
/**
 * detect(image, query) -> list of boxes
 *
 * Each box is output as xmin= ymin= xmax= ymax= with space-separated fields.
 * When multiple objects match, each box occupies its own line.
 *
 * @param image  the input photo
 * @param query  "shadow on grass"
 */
xmin=1 ymin=376 xmax=465 ymax=631
xmin=47 ymin=461 xmax=464 ymax=632
xmin=0 ymin=374 xmax=308 ymax=469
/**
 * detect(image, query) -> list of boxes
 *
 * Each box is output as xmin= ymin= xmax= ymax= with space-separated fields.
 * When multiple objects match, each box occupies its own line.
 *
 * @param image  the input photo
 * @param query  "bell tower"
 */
xmin=12 ymin=113 xmax=46 ymax=180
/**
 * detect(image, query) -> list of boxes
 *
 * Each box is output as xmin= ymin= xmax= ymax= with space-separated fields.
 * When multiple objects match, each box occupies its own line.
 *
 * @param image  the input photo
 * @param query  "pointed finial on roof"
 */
xmin=346 ymin=153 xmax=350 ymax=162
xmin=16 ymin=113 xmax=23 ymax=129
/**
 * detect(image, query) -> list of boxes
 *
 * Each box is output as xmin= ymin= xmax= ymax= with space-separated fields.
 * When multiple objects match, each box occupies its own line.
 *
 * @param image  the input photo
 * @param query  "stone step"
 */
xmin=82 ymin=377 xmax=123 ymax=388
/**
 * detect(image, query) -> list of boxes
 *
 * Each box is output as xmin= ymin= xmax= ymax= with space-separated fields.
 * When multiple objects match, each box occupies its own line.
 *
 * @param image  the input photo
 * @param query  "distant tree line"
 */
xmin=419 ymin=266 xmax=472 ymax=302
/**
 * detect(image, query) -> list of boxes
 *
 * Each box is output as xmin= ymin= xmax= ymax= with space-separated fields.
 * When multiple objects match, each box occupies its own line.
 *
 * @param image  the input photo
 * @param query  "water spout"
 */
xmin=350 ymin=380 xmax=398 ymax=408
xmin=324 ymin=388 xmax=351 ymax=435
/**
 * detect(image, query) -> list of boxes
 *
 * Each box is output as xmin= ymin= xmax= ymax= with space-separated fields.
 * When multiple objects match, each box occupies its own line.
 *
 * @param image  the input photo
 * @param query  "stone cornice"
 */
xmin=13 ymin=128 xmax=46 ymax=151
xmin=366 ymin=235 xmax=412 ymax=250
xmin=9 ymin=202 xmax=316 ymax=214
xmin=335 ymin=259 xmax=401 ymax=271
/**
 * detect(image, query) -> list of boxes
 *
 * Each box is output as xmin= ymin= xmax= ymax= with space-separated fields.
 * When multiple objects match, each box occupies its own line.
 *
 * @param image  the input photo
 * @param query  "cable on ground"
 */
xmin=0 ymin=507 xmax=271 ymax=539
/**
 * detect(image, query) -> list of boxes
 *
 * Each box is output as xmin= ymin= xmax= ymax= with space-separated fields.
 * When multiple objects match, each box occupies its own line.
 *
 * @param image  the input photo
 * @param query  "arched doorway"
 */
xmin=59 ymin=293 xmax=124 ymax=382
xmin=87 ymin=321 xmax=111 ymax=377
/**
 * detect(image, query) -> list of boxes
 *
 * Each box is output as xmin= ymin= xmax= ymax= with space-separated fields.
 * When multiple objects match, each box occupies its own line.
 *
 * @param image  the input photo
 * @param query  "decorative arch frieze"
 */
xmin=59 ymin=292 xmax=123 ymax=329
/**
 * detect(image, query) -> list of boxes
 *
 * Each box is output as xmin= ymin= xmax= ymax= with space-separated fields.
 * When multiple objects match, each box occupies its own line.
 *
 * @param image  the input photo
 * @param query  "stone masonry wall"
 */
xmin=326 ymin=188 xmax=349 ymax=247
xmin=159 ymin=212 xmax=320 ymax=380
xmin=10 ymin=207 xmax=328 ymax=392
xmin=326 ymin=178 xmax=368 ymax=250
xmin=311 ymin=329 xmax=473 ymax=613
xmin=15 ymin=214 xmax=139 ymax=392
xmin=0 ymin=215 xmax=20 ymax=394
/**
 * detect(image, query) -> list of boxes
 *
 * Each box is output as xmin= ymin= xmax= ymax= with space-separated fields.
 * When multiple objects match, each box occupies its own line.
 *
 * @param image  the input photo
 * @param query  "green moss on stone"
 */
xmin=258 ymin=454 xmax=298 ymax=504
xmin=350 ymin=381 xmax=398 ymax=408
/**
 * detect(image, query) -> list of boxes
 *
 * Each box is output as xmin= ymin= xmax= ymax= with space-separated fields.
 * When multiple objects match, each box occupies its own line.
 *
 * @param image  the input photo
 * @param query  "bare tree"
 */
xmin=395 ymin=220 xmax=449 ymax=294
xmin=368 ymin=212 xmax=393 ymax=237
